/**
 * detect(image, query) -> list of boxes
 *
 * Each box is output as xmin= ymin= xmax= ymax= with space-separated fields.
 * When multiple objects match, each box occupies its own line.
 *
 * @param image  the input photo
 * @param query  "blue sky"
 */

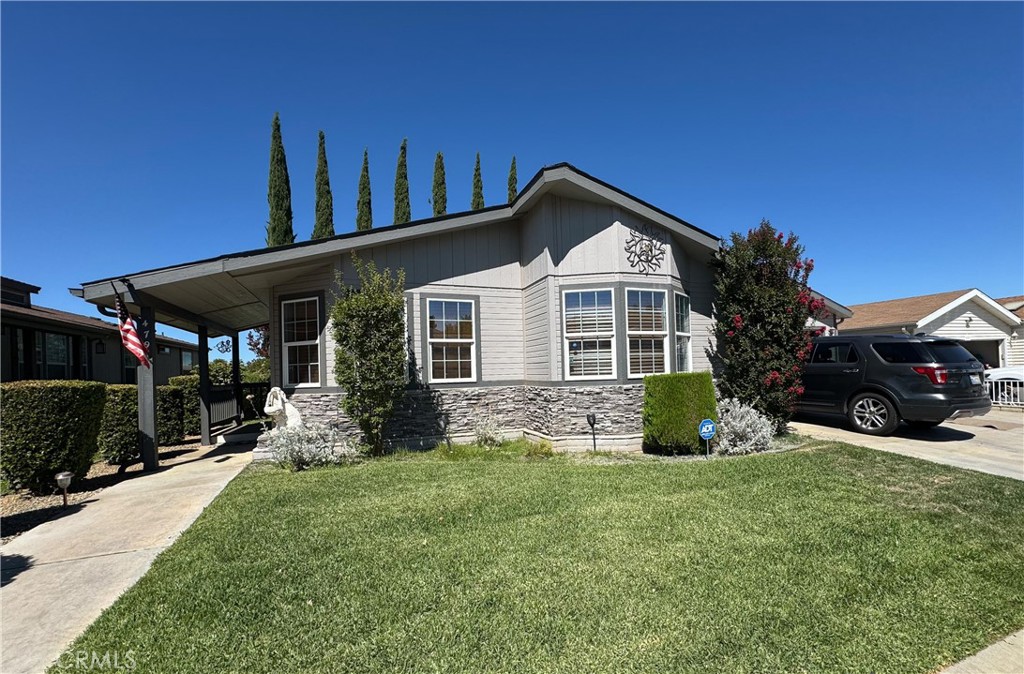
xmin=2 ymin=2 xmax=1022 ymax=359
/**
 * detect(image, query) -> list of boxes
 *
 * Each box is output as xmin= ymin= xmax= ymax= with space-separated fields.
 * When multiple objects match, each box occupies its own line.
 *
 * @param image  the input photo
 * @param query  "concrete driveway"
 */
xmin=790 ymin=408 xmax=1024 ymax=480
xmin=1 ymin=444 xmax=251 ymax=674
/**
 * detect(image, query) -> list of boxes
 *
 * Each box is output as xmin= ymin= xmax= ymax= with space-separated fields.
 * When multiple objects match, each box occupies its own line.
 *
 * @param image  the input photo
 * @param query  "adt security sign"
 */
xmin=699 ymin=418 xmax=716 ymax=458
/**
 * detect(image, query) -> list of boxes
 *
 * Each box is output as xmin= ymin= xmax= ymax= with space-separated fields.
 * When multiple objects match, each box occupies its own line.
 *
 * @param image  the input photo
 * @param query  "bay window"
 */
xmin=626 ymin=289 xmax=668 ymax=377
xmin=675 ymin=292 xmax=691 ymax=372
xmin=563 ymin=289 xmax=615 ymax=380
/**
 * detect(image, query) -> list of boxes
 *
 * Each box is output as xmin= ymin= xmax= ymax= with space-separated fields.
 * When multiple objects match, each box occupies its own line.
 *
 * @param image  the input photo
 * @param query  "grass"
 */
xmin=57 ymin=440 xmax=1024 ymax=673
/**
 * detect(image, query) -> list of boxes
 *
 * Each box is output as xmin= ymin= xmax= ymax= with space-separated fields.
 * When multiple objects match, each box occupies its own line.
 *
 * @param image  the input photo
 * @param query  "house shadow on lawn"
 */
xmin=792 ymin=412 xmax=976 ymax=443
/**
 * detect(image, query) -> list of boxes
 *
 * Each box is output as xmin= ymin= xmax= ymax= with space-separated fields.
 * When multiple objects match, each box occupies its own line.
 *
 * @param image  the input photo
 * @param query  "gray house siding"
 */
xmin=270 ymin=191 xmax=719 ymax=451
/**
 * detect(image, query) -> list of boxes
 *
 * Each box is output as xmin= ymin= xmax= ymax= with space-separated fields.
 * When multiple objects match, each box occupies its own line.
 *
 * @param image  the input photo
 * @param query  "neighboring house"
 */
xmin=839 ymin=289 xmax=1023 ymax=367
xmin=73 ymin=163 xmax=848 ymax=450
xmin=1 ymin=276 xmax=198 ymax=385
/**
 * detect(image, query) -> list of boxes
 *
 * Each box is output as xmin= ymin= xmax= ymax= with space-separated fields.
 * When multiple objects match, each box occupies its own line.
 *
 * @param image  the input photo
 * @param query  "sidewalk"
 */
xmin=942 ymin=629 xmax=1024 ymax=673
xmin=1 ymin=444 xmax=251 ymax=674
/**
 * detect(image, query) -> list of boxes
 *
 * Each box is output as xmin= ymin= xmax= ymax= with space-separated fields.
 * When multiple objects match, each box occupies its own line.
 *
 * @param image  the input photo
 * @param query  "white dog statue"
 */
xmin=263 ymin=387 xmax=304 ymax=433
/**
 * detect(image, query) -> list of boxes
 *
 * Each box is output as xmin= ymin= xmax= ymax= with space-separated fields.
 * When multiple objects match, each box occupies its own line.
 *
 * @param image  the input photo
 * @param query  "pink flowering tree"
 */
xmin=710 ymin=219 xmax=825 ymax=431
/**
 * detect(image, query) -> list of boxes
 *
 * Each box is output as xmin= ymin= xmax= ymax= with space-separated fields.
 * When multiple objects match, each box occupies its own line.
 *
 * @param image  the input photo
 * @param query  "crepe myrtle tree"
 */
xmin=711 ymin=219 xmax=827 ymax=432
xmin=331 ymin=255 xmax=407 ymax=454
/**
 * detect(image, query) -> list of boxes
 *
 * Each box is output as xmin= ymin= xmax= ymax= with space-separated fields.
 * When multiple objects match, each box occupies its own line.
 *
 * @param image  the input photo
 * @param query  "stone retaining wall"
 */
xmin=280 ymin=384 xmax=645 ymax=452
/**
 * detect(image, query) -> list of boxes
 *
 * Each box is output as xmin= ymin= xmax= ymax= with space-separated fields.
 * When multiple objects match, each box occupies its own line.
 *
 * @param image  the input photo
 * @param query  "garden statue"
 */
xmin=263 ymin=386 xmax=304 ymax=433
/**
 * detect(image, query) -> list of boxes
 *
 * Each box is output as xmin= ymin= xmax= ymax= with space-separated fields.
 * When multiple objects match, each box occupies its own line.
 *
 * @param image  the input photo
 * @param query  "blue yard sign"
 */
xmin=699 ymin=419 xmax=717 ymax=440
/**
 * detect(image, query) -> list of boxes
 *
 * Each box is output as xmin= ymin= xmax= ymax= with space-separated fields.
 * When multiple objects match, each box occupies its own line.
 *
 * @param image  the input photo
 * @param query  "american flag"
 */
xmin=114 ymin=289 xmax=151 ymax=369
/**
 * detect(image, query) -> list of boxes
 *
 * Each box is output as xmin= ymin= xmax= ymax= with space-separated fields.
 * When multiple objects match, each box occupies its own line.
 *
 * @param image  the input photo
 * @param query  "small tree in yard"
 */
xmin=711 ymin=219 xmax=826 ymax=432
xmin=332 ymin=256 xmax=407 ymax=454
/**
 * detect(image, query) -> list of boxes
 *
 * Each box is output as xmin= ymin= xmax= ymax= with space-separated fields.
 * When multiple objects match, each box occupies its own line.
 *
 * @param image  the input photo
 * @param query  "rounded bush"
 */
xmin=714 ymin=397 xmax=774 ymax=455
xmin=0 ymin=380 xmax=107 ymax=494
xmin=642 ymin=372 xmax=718 ymax=454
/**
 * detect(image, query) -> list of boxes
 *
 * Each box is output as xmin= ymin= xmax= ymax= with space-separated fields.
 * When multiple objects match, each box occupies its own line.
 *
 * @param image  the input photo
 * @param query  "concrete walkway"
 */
xmin=941 ymin=628 xmax=1024 ymax=673
xmin=790 ymin=408 xmax=1024 ymax=480
xmin=1 ymin=444 xmax=251 ymax=674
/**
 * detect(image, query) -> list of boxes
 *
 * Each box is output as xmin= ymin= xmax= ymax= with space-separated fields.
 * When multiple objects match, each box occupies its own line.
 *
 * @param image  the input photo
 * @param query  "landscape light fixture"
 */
xmin=586 ymin=413 xmax=597 ymax=453
xmin=55 ymin=471 xmax=74 ymax=509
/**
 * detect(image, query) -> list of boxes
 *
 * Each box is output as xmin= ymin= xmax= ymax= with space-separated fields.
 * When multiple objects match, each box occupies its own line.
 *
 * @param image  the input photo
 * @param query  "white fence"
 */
xmin=986 ymin=380 xmax=1023 ymax=407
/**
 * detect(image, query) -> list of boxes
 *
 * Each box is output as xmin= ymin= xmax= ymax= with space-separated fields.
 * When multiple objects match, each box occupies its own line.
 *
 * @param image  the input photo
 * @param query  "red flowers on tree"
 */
xmin=711 ymin=219 xmax=827 ymax=431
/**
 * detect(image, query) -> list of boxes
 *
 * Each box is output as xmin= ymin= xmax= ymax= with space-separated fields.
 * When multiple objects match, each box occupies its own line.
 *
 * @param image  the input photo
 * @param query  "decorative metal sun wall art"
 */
xmin=624 ymin=222 xmax=666 ymax=275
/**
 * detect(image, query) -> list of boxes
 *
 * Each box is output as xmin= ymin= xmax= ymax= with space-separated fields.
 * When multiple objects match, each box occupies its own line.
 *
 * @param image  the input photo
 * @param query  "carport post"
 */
xmin=198 ymin=325 xmax=212 ymax=446
xmin=231 ymin=332 xmax=242 ymax=423
xmin=138 ymin=305 xmax=159 ymax=471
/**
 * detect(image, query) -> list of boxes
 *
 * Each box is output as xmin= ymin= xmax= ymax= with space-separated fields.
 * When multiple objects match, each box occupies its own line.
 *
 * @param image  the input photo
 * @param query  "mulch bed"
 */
xmin=1 ymin=438 xmax=212 ymax=545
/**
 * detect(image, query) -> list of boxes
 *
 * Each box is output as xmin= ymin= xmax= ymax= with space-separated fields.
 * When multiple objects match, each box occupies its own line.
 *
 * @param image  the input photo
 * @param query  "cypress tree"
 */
xmin=356 ymin=149 xmax=372 ymax=231
xmin=507 ymin=156 xmax=518 ymax=203
xmin=471 ymin=152 xmax=485 ymax=210
xmin=266 ymin=112 xmax=295 ymax=246
xmin=432 ymin=152 xmax=447 ymax=217
xmin=312 ymin=130 xmax=335 ymax=239
xmin=393 ymin=139 xmax=411 ymax=225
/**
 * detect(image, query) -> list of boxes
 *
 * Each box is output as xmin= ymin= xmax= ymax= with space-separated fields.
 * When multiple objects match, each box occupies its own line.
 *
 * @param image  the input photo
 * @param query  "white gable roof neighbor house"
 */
xmin=73 ymin=163 xmax=850 ymax=451
xmin=840 ymin=289 xmax=1023 ymax=368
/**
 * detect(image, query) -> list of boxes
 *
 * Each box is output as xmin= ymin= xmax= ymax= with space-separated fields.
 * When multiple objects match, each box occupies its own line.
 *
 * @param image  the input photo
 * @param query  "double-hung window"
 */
xmin=427 ymin=299 xmax=475 ymax=382
xmin=563 ymin=289 xmax=615 ymax=380
xmin=626 ymin=289 xmax=668 ymax=377
xmin=674 ymin=292 xmax=691 ymax=372
xmin=282 ymin=297 xmax=320 ymax=386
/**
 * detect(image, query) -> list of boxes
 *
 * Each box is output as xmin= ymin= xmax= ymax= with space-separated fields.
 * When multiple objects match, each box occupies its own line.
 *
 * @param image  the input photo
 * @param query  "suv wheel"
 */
xmin=848 ymin=393 xmax=898 ymax=436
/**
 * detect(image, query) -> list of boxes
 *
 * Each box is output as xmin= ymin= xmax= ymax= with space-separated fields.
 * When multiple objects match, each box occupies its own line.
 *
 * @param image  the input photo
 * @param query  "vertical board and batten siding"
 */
xmin=918 ymin=299 xmax=1017 ymax=367
xmin=269 ymin=263 xmax=339 ymax=388
xmin=522 ymin=280 xmax=550 ymax=380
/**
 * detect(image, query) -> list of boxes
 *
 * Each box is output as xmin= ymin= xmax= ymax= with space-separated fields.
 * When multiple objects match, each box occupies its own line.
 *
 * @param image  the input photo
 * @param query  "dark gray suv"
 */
xmin=796 ymin=334 xmax=991 ymax=435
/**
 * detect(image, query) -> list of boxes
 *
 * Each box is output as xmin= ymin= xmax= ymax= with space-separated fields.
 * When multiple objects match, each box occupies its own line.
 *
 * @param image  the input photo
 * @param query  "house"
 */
xmin=72 ymin=163 xmax=849 ymax=451
xmin=1 ymin=276 xmax=198 ymax=385
xmin=839 ymin=289 xmax=1023 ymax=367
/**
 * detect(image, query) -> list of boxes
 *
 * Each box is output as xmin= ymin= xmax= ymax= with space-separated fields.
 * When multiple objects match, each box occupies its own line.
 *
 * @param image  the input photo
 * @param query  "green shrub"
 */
xmin=157 ymin=385 xmax=184 ymax=445
xmin=169 ymin=375 xmax=200 ymax=436
xmin=642 ymin=372 xmax=718 ymax=454
xmin=97 ymin=385 xmax=185 ymax=467
xmin=97 ymin=385 xmax=140 ymax=466
xmin=0 ymin=380 xmax=107 ymax=493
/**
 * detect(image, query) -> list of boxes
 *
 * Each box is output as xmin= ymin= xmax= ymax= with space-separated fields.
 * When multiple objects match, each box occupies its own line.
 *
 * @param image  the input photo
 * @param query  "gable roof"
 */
xmin=1 ymin=301 xmax=198 ymax=349
xmin=842 ymin=289 xmax=1022 ymax=332
xmin=73 ymin=163 xmax=723 ymax=335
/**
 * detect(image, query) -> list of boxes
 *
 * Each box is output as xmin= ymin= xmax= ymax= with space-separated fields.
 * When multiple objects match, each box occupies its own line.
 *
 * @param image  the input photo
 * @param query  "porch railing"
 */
xmin=209 ymin=385 xmax=238 ymax=426
xmin=986 ymin=380 xmax=1023 ymax=407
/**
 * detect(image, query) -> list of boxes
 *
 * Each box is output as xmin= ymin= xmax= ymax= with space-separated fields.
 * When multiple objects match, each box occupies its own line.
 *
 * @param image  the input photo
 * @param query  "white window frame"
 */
xmin=426 ymin=298 xmax=477 ymax=384
xmin=281 ymin=296 xmax=321 ymax=387
xmin=674 ymin=291 xmax=692 ymax=373
xmin=562 ymin=288 xmax=617 ymax=381
xmin=625 ymin=287 xmax=669 ymax=379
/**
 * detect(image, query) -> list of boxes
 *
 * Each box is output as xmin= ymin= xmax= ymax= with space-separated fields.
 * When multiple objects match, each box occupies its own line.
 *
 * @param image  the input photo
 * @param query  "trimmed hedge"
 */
xmin=642 ymin=372 xmax=718 ymax=454
xmin=168 ymin=375 xmax=200 ymax=436
xmin=0 ymin=380 xmax=107 ymax=494
xmin=97 ymin=385 xmax=185 ymax=466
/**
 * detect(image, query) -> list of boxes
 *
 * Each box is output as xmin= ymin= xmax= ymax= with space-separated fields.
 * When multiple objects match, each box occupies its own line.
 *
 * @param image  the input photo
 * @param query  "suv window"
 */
xmin=811 ymin=343 xmax=858 ymax=364
xmin=872 ymin=342 xmax=931 ymax=364
xmin=925 ymin=341 xmax=978 ymax=363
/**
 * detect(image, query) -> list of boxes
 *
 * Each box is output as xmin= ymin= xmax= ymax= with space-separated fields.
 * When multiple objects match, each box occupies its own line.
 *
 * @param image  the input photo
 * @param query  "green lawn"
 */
xmin=59 ymin=441 xmax=1024 ymax=673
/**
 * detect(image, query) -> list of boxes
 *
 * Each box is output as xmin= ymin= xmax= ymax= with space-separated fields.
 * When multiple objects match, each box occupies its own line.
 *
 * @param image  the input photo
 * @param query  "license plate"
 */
xmin=969 ymin=374 xmax=981 ymax=385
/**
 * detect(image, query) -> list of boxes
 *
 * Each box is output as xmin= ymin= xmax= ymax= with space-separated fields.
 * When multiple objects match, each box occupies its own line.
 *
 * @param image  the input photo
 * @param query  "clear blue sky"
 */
xmin=3 ymin=2 xmax=1022 ymax=359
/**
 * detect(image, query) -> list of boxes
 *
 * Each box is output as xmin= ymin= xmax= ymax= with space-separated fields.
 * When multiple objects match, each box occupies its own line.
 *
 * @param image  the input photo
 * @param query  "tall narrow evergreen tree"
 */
xmin=266 ymin=112 xmax=295 ymax=246
xmin=393 ymin=139 xmax=411 ymax=225
xmin=471 ymin=152 xmax=485 ymax=210
xmin=356 ymin=149 xmax=372 ymax=231
xmin=431 ymin=152 xmax=447 ymax=217
xmin=507 ymin=156 xmax=518 ymax=203
xmin=312 ymin=130 xmax=335 ymax=239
